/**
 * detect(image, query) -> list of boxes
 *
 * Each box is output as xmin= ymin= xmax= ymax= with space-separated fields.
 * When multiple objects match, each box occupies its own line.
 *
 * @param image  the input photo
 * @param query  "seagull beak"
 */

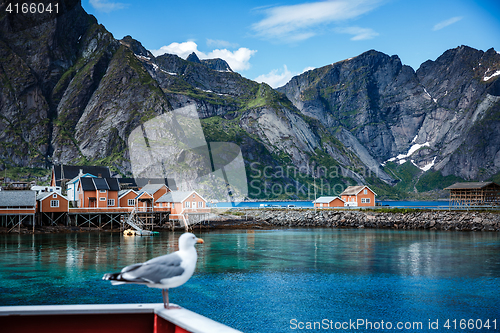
xmin=196 ymin=238 xmax=204 ymax=244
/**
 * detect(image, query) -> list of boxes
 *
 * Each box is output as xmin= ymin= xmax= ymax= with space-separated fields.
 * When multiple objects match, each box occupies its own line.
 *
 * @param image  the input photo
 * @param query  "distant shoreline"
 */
xmin=2 ymin=208 xmax=499 ymax=234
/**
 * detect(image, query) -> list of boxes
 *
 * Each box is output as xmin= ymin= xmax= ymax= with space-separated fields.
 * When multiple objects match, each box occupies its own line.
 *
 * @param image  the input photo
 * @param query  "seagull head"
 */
xmin=178 ymin=232 xmax=204 ymax=251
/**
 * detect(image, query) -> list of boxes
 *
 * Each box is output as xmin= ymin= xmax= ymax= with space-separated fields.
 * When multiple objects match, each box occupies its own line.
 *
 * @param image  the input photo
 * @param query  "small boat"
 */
xmin=123 ymin=229 xmax=136 ymax=236
xmin=135 ymin=229 xmax=159 ymax=236
xmin=123 ymin=229 xmax=159 ymax=236
xmin=0 ymin=303 xmax=242 ymax=333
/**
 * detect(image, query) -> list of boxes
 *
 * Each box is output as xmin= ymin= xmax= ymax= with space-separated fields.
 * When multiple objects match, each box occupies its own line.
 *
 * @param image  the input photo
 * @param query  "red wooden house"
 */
xmin=50 ymin=165 xmax=111 ymax=187
xmin=139 ymin=184 xmax=170 ymax=203
xmin=340 ymin=185 xmax=376 ymax=207
xmin=118 ymin=189 xmax=139 ymax=209
xmin=313 ymin=196 xmax=345 ymax=208
xmin=134 ymin=191 xmax=154 ymax=212
xmin=77 ymin=177 xmax=120 ymax=208
xmin=155 ymin=190 xmax=208 ymax=221
xmin=37 ymin=192 xmax=69 ymax=213
xmin=0 ymin=190 xmax=36 ymax=215
xmin=0 ymin=190 xmax=36 ymax=229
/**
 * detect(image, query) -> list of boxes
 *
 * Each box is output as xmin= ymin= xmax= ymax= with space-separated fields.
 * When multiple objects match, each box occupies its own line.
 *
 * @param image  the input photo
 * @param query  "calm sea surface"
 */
xmin=1 ymin=229 xmax=499 ymax=332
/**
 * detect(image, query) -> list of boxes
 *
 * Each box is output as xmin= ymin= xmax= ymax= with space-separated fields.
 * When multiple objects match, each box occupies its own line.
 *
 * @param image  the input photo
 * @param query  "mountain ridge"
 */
xmin=278 ymin=46 xmax=500 ymax=183
xmin=1 ymin=1 xmax=499 ymax=199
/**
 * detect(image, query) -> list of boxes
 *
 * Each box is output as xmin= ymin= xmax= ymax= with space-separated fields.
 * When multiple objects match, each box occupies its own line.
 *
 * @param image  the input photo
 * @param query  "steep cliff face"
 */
xmin=415 ymin=46 xmax=500 ymax=179
xmin=279 ymin=51 xmax=429 ymax=159
xmin=279 ymin=47 xmax=500 ymax=182
xmin=0 ymin=2 xmax=361 ymax=198
xmin=0 ymin=0 xmax=91 ymax=167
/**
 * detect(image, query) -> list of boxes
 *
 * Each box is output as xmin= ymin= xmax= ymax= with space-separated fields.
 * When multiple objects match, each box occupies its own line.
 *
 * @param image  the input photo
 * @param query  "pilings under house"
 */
xmin=444 ymin=182 xmax=500 ymax=207
xmin=2 ymin=207 xmax=210 ymax=233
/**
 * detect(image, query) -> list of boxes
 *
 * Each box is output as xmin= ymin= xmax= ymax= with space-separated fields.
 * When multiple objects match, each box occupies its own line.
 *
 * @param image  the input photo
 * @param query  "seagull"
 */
xmin=103 ymin=232 xmax=204 ymax=309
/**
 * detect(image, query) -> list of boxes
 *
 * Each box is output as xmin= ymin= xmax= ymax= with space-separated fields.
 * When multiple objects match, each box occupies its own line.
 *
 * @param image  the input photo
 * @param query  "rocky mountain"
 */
xmin=278 ymin=47 xmax=500 ymax=193
xmin=1 ymin=1 xmax=499 ymax=199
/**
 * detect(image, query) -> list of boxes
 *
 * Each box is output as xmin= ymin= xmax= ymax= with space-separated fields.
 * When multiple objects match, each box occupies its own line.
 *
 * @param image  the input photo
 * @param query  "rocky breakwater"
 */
xmin=245 ymin=209 xmax=500 ymax=231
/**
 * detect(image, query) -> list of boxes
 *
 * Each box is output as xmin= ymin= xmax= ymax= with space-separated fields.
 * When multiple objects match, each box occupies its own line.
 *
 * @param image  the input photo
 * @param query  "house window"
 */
xmin=100 ymin=197 xmax=106 ymax=201
xmin=128 ymin=199 xmax=135 ymax=206
xmin=108 ymin=199 xmax=115 ymax=206
xmin=185 ymin=201 xmax=190 ymax=208
xmin=364 ymin=189 xmax=367 ymax=195
xmin=158 ymin=202 xmax=163 ymax=207
xmin=50 ymin=200 xmax=59 ymax=207
xmin=172 ymin=203 xmax=174 ymax=209
xmin=198 ymin=201 xmax=203 ymax=208
xmin=192 ymin=194 xmax=195 ymax=198
xmin=361 ymin=198 xmax=371 ymax=203
xmin=100 ymin=190 xmax=106 ymax=193
xmin=52 ymin=194 xmax=57 ymax=198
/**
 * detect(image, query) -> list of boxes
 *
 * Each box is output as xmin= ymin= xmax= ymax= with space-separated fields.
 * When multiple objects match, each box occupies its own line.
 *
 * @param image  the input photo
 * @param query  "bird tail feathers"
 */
xmin=102 ymin=272 xmax=150 ymax=285
xmin=102 ymin=273 xmax=121 ymax=281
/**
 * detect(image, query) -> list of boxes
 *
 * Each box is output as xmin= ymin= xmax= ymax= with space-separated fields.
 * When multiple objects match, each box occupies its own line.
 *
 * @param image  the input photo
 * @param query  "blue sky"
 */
xmin=82 ymin=0 xmax=500 ymax=88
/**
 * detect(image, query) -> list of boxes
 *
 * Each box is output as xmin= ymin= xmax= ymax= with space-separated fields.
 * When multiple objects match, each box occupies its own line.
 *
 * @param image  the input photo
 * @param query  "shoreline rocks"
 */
xmin=3 ymin=210 xmax=499 ymax=234
xmin=240 ymin=209 xmax=500 ymax=231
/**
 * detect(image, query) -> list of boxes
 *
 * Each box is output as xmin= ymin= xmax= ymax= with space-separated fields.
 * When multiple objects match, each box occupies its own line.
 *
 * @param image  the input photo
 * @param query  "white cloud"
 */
xmin=433 ymin=16 xmax=463 ymax=31
xmin=254 ymin=65 xmax=294 ymax=88
xmin=335 ymin=26 xmax=379 ymax=40
xmin=89 ymin=0 xmax=128 ymax=12
xmin=207 ymin=48 xmax=257 ymax=71
xmin=150 ymin=41 xmax=257 ymax=72
xmin=252 ymin=0 xmax=383 ymax=42
xmin=254 ymin=65 xmax=313 ymax=88
xmin=150 ymin=41 xmax=199 ymax=59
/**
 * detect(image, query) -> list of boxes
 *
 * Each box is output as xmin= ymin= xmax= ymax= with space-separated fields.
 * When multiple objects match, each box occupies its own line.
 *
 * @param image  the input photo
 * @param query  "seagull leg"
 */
xmin=164 ymin=289 xmax=180 ymax=310
xmin=162 ymin=289 xmax=167 ymax=309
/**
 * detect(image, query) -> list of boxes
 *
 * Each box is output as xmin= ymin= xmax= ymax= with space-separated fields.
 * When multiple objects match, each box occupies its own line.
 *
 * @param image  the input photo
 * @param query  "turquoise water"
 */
xmin=1 ymin=229 xmax=499 ymax=332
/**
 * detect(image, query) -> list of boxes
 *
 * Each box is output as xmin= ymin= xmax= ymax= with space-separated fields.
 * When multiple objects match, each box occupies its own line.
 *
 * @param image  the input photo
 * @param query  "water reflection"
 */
xmin=1 ymin=230 xmax=499 ymax=278
xmin=0 ymin=229 xmax=499 ymax=333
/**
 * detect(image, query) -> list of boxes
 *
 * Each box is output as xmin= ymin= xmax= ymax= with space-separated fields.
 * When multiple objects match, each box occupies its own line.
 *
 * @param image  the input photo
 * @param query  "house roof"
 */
xmin=52 ymin=165 xmax=111 ymax=186
xmin=140 ymin=184 xmax=168 ymax=195
xmin=80 ymin=178 xmax=120 ymax=191
xmin=117 ymin=178 xmax=138 ymax=189
xmin=157 ymin=190 xmax=206 ymax=203
xmin=37 ymin=192 xmax=68 ymax=201
xmin=444 ymin=182 xmax=499 ymax=190
xmin=93 ymin=178 xmax=110 ymax=190
xmin=340 ymin=185 xmax=377 ymax=196
xmin=81 ymin=178 xmax=96 ymax=191
xmin=135 ymin=178 xmax=176 ymax=189
xmin=313 ymin=196 xmax=344 ymax=203
xmin=0 ymin=190 xmax=36 ymax=207
xmin=135 ymin=191 xmax=154 ymax=200
xmin=119 ymin=189 xmax=138 ymax=198
xmin=68 ymin=173 xmax=95 ymax=185
xmin=106 ymin=178 xmax=120 ymax=191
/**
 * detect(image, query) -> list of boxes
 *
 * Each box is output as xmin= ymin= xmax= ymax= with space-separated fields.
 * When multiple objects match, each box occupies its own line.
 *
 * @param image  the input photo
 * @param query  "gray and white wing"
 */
xmin=121 ymin=252 xmax=185 ymax=284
